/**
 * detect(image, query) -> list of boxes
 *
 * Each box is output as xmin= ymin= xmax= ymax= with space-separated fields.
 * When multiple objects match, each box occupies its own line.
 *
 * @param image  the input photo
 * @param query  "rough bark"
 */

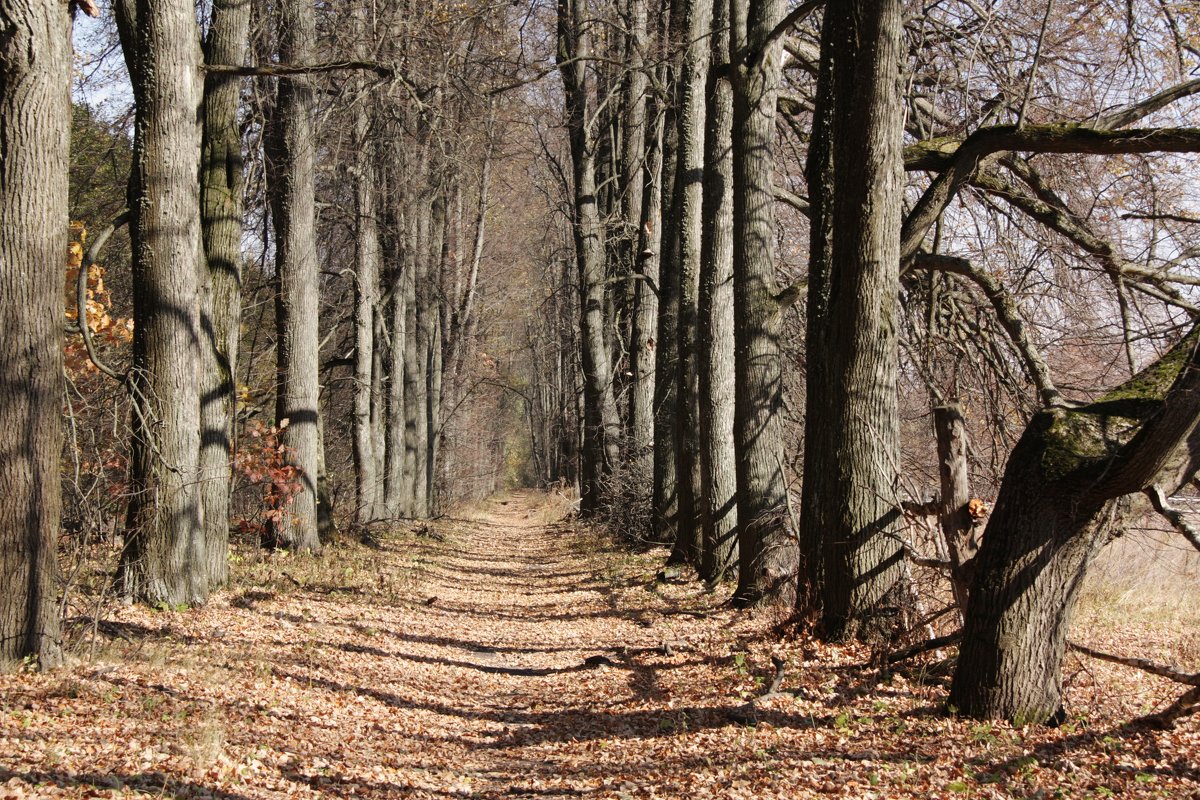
xmin=666 ymin=0 xmax=712 ymax=567
xmin=427 ymin=196 xmax=446 ymax=515
xmin=410 ymin=197 xmax=432 ymax=518
xmin=0 ymin=0 xmax=70 ymax=665
xmin=401 ymin=209 xmax=421 ymax=517
xmin=557 ymin=0 xmax=621 ymax=515
xmin=199 ymin=0 xmax=249 ymax=588
xmin=934 ymin=404 xmax=977 ymax=613
xmin=264 ymin=0 xmax=320 ymax=551
xmin=623 ymin=0 xmax=654 ymax=475
xmin=729 ymin=0 xmax=795 ymax=606
xmin=697 ymin=0 xmax=738 ymax=582
xmin=115 ymin=0 xmax=209 ymax=603
xmin=630 ymin=104 xmax=663 ymax=476
xmin=798 ymin=0 xmax=905 ymax=634
xmin=951 ymin=328 xmax=1200 ymax=723
xmin=652 ymin=63 xmax=680 ymax=542
xmin=352 ymin=83 xmax=381 ymax=527
xmin=383 ymin=187 xmax=408 ymax=517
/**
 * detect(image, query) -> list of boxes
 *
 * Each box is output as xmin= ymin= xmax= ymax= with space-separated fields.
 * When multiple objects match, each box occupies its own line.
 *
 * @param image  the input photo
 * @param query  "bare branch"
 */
xmin=1069 ymin=640 xmax=1200 ymax=686
xmin=77 ymin=211 xmax=130 ymax=383
xmin=908 ymin=253 xmax=1063 ymax=407
xmin=901 ymin=125 xmax=1200 ymax=260
xmin=1145 ymin=485 xmax=1200 ymax=555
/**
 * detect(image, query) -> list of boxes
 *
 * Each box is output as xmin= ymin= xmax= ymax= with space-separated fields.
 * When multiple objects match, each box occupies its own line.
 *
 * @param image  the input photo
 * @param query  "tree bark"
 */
xmin=352 ymin=71 xmax=382 ymax=527
xmin=623 ymin=0 xmax=654 ymax=477
xmin=410 ymin=196 xmax=432 ymax=518
xmin=798 ymin=0 xmax=905 ymax=634
xmin=0 ymin=0 xmax=70 ymax=665
xmin=652 ymin=61 xmax=680 ymax=543
xmin=265 ymin=0 xmax=321 ymax=551
xmin=115 ymin=0 xmax=209 ymax=603
xmin=383 ymin=184 xmax=408 ymax=517
xmin=199 ymin=0 xmax=249 ymax=588
xmin=697 ymin=0 xmax=738 ymax=582
xmin=729 ymin=0 xmax=795 ymax=606
xmin=630 ymin=104 xmax=663 ymax=478
xmin=666 ymin=0 xmax=712 ymax=567
xmin=951 ymin=328 xmax=1200 ymax=723
xmin=557 ymin=0 xmax=621 ymax=515
xmin=934 ymin=404 xmax=976 ymax=613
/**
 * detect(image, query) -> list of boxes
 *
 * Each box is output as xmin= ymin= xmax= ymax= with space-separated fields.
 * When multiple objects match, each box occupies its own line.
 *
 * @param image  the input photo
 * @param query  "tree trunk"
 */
xmin=622 ymin=0 xmax=653 ymax=475
xmin=115 ymin=0 xmax=209 ymax=603
xmin=384 ymin=210 xmax=408 ymax=516
xmin=410 ymin=197 xmax=432 ymax=518
xmin=629 ymin=101 xmax=661 ymax=481
xmin=798 ymin=0 xmax=905 ymax=634
xmin=402 ymin=214 xmax=421 ymax=516
xmin=0 ymin=0 xmax=70 ymax=665
xmin=951 ymin=328 xmax=1200 ymax=722
xmin=352 ymin=85 xmax=381 ymax=527
xmin=667 ymin=0 xmax=712 ymax=567
xmin=652 ymin=68 xmax=680 ymax=543
xmin=729 ymin=0 xmax=795 ymax=606
xmin=264 ymin=0 xmax=320 ymax=551
xmin=697 ymin=0 xmax=738 ymax=582
xmin=934 ymin=404 xmax=976 ymax=613
xmin=199 ymin=0 xmax=249 ymax=589
xmin=557 ymin=0 xmax=621 ymax=515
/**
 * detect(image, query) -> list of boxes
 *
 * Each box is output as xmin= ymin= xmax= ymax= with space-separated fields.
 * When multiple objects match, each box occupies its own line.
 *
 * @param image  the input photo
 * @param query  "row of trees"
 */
xmin=3 ymin=0 xmax=530 ymax=666
xmin=549 ymin=0 xmax=1200 ymax=724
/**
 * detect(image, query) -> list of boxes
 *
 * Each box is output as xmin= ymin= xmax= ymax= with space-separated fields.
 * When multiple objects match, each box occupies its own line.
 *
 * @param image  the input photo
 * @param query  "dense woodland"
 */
xmin=4 ymin=0 xmax=1200 ymax=779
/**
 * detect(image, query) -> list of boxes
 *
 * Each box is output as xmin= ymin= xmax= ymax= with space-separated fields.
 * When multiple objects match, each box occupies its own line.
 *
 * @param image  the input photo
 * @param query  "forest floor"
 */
xmin=1 ymin=490 xmax=1198 ymax=799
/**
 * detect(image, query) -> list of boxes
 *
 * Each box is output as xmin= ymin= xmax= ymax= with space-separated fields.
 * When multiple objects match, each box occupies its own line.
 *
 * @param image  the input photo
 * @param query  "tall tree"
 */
xmin=666 ymin=0 xmax=712 ymax=566
xmin=729 ymin=0 xmax=797 ymax=605
xmin=557 ymin=0 xmax=621 ymax=515
xmin=199 ymin=0 xmax=251 ymax=588
xmin=622 ymin=0 xmax=655 ymax=478
xmin=0 ymin=0 xmax=71 ymax=665
xmin=115 ymin=0 xmax=209 ymax=603
xmin=799 ymin=0 xmax=906 ymax=636
xmin=351 ymin=7 xmax=383 ymax=528
xmin=696 ymin=0 xmax=737 ymax=581
xmin=265 ymin=0 xmax=321 ymax=551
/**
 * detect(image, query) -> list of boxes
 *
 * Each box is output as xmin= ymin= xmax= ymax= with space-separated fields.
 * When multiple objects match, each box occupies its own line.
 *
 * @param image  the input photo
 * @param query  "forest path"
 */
xmin=3 ymin=489 xmax=741 ymax=799
xmin=356 ymin=489 xmax=680 ymax=797
xmin=6 ymin=491 xmax=1193 ymax=798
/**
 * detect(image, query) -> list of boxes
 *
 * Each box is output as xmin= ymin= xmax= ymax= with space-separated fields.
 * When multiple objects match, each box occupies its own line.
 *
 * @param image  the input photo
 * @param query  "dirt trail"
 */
xmin=4 ymin=490 xmax=1197 ymax=799
xmin=2 ymin=490 xmax=724 ymax=799
xmin=357 ymin=491 xmax=677 ymax=796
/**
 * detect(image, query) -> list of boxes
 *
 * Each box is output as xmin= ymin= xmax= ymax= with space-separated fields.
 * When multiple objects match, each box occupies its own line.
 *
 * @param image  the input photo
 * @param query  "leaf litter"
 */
xmin=1 ymin=490 xmax=1197 ymax=798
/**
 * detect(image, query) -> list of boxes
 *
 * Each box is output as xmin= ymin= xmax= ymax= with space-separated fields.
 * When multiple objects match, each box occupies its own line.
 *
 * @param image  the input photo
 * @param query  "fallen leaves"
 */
xmin=0 ymin=491 xmax=1197 ymax=798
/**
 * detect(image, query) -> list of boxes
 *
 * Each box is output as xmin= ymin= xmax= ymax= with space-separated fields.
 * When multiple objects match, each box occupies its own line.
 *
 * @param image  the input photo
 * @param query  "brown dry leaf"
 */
xmin=0 ymin=491 xmax=1196 ymax=798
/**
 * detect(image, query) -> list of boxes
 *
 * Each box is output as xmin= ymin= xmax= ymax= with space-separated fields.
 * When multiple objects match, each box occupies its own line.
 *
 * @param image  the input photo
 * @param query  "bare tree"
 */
xmin=265 ymin=0 xmax=321 ymax=551
xmin=115 ymin=0 xmax=210 ymax=603
xmin=799 ymin=0 xmax=906 ymax=636
xmin=0 ymin=0 xmax=71 ymax=665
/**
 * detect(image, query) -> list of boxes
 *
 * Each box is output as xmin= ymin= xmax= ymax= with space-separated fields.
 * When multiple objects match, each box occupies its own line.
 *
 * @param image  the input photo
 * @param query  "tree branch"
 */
xmin=908 ymin=253 xmax=1063 ymax=407
xmin=1145 ymin=485 xmax=1200 ymax=555
xmin=901 ymin=125 xmax=1200 ymax=260
xmin=1069 ymin=640 xmax=1200 ymax=686
xmin=77 ymin=211 xmax=130 ymax=383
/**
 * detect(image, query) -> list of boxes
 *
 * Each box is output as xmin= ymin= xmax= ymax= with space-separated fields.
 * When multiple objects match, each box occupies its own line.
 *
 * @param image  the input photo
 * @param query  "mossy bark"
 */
xmin=951 ymin=327 xmax=1200 ymax=722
